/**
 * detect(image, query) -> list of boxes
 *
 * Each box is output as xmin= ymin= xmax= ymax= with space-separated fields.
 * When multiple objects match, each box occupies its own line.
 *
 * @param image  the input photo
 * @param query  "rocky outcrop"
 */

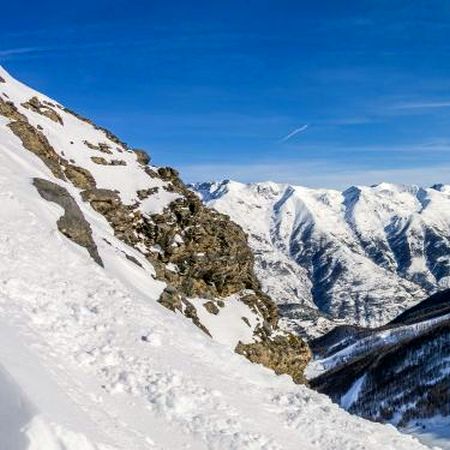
xmin=77 ymin=153 xmax=311 ymax=382
xmin=22 ymin=96 xmax=63 ymax=125
xmin=133 ymin=149 xmax=150 ymax=166
xmin=1 ymin=97 xmax=98 ymax=191
xmin=80 ymin=188 xmax=140 ymax=244
xmin=0 ymin=91 xmax=311 ymax=385
xmin=203 ymin=301 xmax=219 ymax=315
xmin=137 ymin=187 xmax=158 ymax=200
xmin=33 ymin=178 xmax=103 ymax=266
xmin=236 ymin=334 xmax=311 ymax=384
xmin=8 ymin=120 xmax=66 ymax=179
xmin=64 ymin=164 xmax=96 ymax=190
xmin=83 ymin=140 xmax=113 ymax=154
xmin=91 ymin=156 xmax=126 ymax=166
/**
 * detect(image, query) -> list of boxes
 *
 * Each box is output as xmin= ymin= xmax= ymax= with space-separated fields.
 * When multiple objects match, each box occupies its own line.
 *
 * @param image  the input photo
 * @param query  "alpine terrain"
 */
xmin=308 ymin=289 xmax=450 ymax=449
xmin=195 ymin=180 xmax=450 ymax=337
xmin=0 ymin=66 xmax=428 ymax=448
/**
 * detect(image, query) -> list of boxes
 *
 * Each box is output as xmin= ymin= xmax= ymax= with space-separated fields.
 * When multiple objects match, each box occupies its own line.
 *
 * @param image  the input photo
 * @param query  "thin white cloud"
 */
xmin=279 ymin=124 xmax=309 ymax=142
xmin=392 ymin=101 xmax=450 ymax=110
xmin=0 ymin=47 xmax=50 ymax=57
xmin=0 ymin=41 xmax=125 ymax=61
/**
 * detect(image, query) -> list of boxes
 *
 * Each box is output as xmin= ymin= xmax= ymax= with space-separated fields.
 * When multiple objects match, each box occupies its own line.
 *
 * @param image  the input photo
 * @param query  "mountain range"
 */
xmin=195 ymin=179 xmax=450 ymax=337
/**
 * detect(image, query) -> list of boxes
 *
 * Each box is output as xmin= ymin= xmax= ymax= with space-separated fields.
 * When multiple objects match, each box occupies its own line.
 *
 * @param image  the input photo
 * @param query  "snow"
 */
xmin=194 ymin=179 xmax=450 ymax=334
xmin=139 ymin=189 xmax=180 ymax=215
xmin=190 ymin=294 xmax=261 ymax=348
xmin=406 ymin=416 xmax=450 ymax=449
xmin=0 ymin=65 xmax=432 ymax=449
xmin=340 ymin=375 xmax=367 ymax=410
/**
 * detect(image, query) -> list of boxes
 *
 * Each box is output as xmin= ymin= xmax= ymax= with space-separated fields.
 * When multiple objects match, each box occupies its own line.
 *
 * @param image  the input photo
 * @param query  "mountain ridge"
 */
xmin=194 ymin=179 xmax=450 ymax=336
xmin=308 ymin=289 xmax=450 ymax=448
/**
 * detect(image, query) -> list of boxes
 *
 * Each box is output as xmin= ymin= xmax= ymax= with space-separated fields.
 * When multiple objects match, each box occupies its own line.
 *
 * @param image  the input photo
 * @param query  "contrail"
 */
xmin=280 ymin=124 xmax=309 ymax=142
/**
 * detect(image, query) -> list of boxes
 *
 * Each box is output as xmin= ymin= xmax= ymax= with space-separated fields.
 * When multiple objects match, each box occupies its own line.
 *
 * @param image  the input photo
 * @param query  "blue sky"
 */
xmin=2 ymin=0 xmax=450 ymax=188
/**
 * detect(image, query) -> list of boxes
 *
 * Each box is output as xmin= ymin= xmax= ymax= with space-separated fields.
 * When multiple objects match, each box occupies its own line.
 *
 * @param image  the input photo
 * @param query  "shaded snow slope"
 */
xmin=0 ymin=66 xmax=430 ymax=448
xmin=194 ymin=180 xmax=450 ymax=334
xmin=309 ymin=290 xmax=450 ymax=448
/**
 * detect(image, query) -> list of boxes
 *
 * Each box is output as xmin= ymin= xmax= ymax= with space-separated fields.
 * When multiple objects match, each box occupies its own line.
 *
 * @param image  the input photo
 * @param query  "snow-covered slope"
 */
xmin=0 ymin=67 xmax=429 ymax=448
xmin=0 ymin=65 xmax=315 ymax=385
xmin=194 ymin=180 xmax=450 ymax=335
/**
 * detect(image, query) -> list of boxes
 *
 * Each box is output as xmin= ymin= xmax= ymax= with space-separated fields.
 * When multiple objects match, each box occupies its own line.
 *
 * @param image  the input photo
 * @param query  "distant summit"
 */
xmin=194 ymin=179 xmax=450 ymax=337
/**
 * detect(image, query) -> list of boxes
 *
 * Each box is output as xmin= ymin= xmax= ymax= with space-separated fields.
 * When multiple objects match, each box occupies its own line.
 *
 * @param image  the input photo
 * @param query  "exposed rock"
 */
xmin=144 ymin=167 xmax=158 ymax=178
xmin=0 ymin=97 xmax=67 ymax=180
xmin=241 ymin=293 xmax=278 ymax=328
xmin=0 ymin=99 xmax=99 ymax=193
xmin=125 ymin=253 xmax=143 ymax=267
xmin=91 ymin=156 xmax=126 ymax=166
xmin=33 ymin=178 xmax=103 ymax=266
xmin=133 ymin=149 xmax=150 ymax=166
xmin=158 ymin=285 xmax=182 ymax=311
xmin=91 ymin=156 xmax=109 ymax=166
xmin=111 ymin=159 xmax=126 ymax=166
xmin=236 ymin=334 xmax=312 ymax=384
xmin=98 ymin=143 xmax=113 ymax=154
xmin=183 ymin=299 xmax=212 ymax=336
xmin=64 ymin=164 xmax=96 ymax=190
xmin=80 ymin=188 xmax=140 ymax=244
xmin=0 ymin=75 xmax=5 ymax=83
xmin=203 ymin=301 xmax=219 ymax=315
xmin=157 ymin=167 xmax=180 ymax=183
xmin=0 ymin=96 xmax=27 ymax=121
xmin=91 ymin=156 xmax=108 ymax=165
xmin=137 ymin=187 xmax=158 ymax=200
xmin=157 ymin=286 xmax=210 ymax=335
xmin=8 ymin=121 xmax=66 ymax=180
xmin=83 ymin=140 xmax=113 ymax=154
xmin=22 ymin=96 xmax=63 ymax=125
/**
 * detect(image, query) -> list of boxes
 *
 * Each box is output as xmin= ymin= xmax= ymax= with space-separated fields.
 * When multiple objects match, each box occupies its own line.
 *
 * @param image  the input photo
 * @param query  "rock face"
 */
xmin=33 ymin=178 xmax=103 ymax=266
xmin=194 ymin=180 xmax=450 ymax=336
xmin=308 ymin=289 xmax=450 ymax=430
xmin=0 ymin=67 xmax=310 ymax=383
xmin=22 ymin=96 xmax=64 ymax=125
xmin=236 ymin=334 xmax=312 ymax=384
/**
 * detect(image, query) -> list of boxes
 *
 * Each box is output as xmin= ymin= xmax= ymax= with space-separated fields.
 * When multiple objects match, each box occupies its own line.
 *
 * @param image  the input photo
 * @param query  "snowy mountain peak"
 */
xmin=195 ymin=179 xmax=450 ymax=336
